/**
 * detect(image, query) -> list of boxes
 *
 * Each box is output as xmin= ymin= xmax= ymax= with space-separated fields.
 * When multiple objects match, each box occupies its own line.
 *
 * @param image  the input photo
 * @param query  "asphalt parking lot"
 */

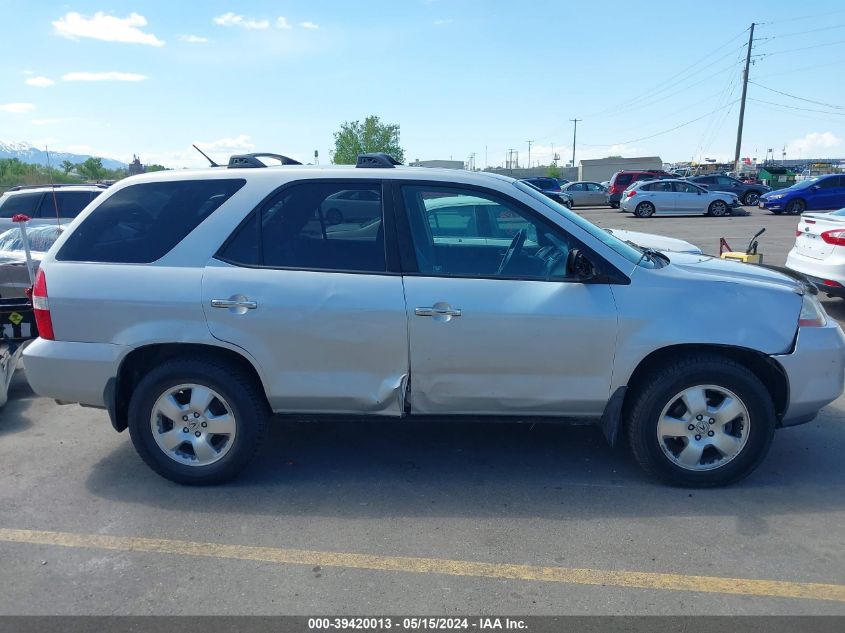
xmin=1 ymin=205 xmax=844 ymax=616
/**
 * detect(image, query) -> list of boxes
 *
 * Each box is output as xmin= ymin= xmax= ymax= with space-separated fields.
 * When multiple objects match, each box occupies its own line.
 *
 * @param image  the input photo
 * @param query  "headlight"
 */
xmin=799 ymin=293 xmax=827 ymax=327
xmin=768 ymin=194 xmax=784 ymax=200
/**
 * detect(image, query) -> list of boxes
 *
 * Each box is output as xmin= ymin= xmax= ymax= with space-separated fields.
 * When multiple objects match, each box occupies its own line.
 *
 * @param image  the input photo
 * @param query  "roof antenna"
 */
xmin=44 ymin=145 xmax=62 ymax=228
xmin=192 ymin=144 xmax=220 ymax=167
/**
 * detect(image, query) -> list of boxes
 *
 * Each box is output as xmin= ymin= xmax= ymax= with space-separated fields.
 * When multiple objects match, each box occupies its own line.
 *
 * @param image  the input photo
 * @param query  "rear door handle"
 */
xmin=211 ymin=298 xmax=257 ymax=309
xmin=415 ymin=305 xmax=461 ymax=318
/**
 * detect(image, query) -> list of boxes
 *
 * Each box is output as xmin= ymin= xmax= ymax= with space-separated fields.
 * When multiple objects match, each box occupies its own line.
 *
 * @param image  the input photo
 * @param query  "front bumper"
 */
xmin=22 ymin=338 xmax=128 ymax=407
xmin=772 ymin=321 xmax=845 ymax=426
xmin=759 ymin=198 xmax=786 ymax=210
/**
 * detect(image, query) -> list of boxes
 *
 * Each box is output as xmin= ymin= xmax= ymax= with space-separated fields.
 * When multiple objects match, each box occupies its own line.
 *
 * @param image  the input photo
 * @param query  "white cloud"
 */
xmin=26 ymin=76 xmax=55 ymax=88
xmin=22 ymin=70 xmax=35 ymax=76
xmin=785 ymin=131 xmax=842 ymax=157
xmin=276 ymin=17 xmax=292 ymax=30
xmin=194 ymin=135 xmax=255 ymax=154
xmin=433 ymin=19 xmax=454 ymax=25
xmin=213 ymin=13 xmax=269 ymax=29
xmin=62 ymin=72 xmax=147 ymax=82
xmin=179 ymin=34 xmax=209 ymax=43
xmin=53 ymin=12 xmax=165 ymax=46
xmin=300 ymin=21 xmax=320 ymax=29
xmin=0 ymin=103 xmax=35 ymax=114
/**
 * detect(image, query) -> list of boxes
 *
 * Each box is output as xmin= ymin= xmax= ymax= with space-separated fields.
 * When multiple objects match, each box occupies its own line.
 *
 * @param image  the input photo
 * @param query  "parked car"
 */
xmin=23 ymin=153 xmax=844 ymax=488
xmin=606 ymin=170 xmax=674 ymax=208
xmin=0 ymin=224 xmax=64 ymax=297
xmin=758 ymin=174 xmax=845 ymax=215
xmin=0 ymin=184 xmax=106 ymax=231
xmin=520 ymin=180 xmax=573 ymax=208
xmin=320 ymin=188 xmax=382 ymax=225
xmin=686 ymin=174 xmax=770 ymax=206
xmin=560 ymin=181 xmax=608 ymax=207
xmin=785 ymin=208 xmax=845 ymax=297
xmin=620 ymin=179 xmax=741 ymax=217
xmin=519 ymin=177 xmax=562 ymax=193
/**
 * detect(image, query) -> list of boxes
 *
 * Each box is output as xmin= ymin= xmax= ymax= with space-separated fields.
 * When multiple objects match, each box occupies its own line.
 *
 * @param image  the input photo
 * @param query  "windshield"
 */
xmin=792 ymin=177 xmax=822 ymax=190
xmin=513 ymin=180 xmax=655 ymax=267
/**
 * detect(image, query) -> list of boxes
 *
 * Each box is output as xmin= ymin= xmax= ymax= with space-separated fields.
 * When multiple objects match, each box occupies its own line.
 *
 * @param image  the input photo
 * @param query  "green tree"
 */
xmin=78 ymin=157 xmax=104 ymax=181
xmin=332 ymin=115 xmax=404 ymax=164
xmin=60 ymin=160 xmax=74 ymax=175
xmin=145 ymin=164 xmax=167 ymax=172
xmin=546 ymin=164 xmax=562 ymax=178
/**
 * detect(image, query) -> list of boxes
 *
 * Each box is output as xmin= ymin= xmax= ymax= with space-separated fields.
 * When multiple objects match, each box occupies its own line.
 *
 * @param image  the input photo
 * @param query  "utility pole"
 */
xmin=526 ymin=140 xmax=534 ymax=170
xmin=733 ymin=23 xmax=755 ymax=172
xmin=570 ymin=119 xmax=581 ymax=168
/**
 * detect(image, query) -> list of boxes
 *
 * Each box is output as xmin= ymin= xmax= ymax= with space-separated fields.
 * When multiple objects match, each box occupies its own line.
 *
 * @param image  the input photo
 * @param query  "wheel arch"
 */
xmin=621 ymin=343 xmax=789 ymax=424
xmin=106 ymin=342 xmax=271 ymax=432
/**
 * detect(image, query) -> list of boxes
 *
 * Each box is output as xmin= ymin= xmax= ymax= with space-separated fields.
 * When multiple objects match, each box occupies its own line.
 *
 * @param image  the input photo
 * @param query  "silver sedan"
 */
xmin=560 ymin=181 xmax=608 ymax=207
xmin=620 ymin=179 xmax=741 ymax=217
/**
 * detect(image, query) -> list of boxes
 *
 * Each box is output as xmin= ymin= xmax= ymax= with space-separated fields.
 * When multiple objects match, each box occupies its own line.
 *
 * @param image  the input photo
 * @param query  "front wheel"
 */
xmin=128 ymin=357 xmax=268 ymax=485
xmin=786 ymin=199 xmax=805 ymax=215
xmin=708 ymin=200 xmax=728 ymax=217
xmin=743 ymin=191 xmax=760 ymax=206
xmin=634 ymin=202 xmax=655 ymax=218
xmin=626 ymin=354 xmax=775 ymax=487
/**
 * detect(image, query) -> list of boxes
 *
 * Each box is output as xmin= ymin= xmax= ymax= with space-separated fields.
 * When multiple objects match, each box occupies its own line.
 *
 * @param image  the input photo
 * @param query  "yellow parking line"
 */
xmin=1 ymin=527 xmax=844 ymax=603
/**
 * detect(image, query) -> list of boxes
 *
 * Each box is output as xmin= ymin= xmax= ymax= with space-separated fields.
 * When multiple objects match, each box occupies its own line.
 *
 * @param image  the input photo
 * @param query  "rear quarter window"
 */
xmin=615 ymin=174 xmax=634 ymax=186
xmin=57 ymin=179 xmax=245 ymax=263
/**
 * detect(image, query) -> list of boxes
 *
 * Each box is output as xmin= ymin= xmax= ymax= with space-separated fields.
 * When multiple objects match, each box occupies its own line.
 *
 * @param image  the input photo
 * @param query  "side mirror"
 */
xmin=568 ymin=249 xmax=598 ymax=281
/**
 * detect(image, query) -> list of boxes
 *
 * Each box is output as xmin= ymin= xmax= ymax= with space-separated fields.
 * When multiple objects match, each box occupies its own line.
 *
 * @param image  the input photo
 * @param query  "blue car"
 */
xmin=758 ymin=173 xmax=845 ymax=214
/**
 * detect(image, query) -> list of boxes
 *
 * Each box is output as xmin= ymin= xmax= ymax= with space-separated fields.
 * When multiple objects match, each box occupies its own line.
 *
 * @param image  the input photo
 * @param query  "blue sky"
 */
xmin=2 ymin=0 xmax=844 ymax=168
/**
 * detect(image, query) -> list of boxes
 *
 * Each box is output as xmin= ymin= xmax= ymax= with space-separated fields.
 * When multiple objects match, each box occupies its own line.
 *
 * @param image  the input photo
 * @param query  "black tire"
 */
xmin=128 ymin=357 xmax=268 ymax=485
xmin=771 ymin=209 xmax=783 ymax=215
xmin=786 ymin=199 xmax=805 ymax=215
xmin=742 ymin=191 xmax=761 ymax=206
xmin=626 ymin=354 xmax=775 ymax=487
xmin=708 ymin=200 xmax=728 ymax=217
xmin=634 ymin=202 xmax=655 ymax=218
xmin=325 ymin=208 xmax=343 ymax=225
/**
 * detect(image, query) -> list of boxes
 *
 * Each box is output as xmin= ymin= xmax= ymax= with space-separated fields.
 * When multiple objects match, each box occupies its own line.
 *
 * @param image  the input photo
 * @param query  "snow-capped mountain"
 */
xmin=0 ymin=141 xmax=127 ymax=170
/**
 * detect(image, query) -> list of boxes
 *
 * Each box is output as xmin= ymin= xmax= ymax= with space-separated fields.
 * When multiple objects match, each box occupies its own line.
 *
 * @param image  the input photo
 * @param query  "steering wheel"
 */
xmin=496 ymin=228 xmax=527 ymax=275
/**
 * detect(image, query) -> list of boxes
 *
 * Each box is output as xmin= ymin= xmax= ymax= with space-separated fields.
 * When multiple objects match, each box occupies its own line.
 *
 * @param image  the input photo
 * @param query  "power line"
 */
xmin=757 ymin=8 xmax=845 ymax=26
xmin=747 ymin=97 xmax=845 ymax=116
xmin=757 ymin=22 xmax=845 ymax=39
xmin=748 ymin=81 xmax=845 ymax=110
xmin=752 ymin=37 xmax=845 ymax=57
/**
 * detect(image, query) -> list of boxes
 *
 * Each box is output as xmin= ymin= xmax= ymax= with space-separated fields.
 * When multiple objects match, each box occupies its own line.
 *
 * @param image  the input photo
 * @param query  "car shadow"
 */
xmin=84 ymin=405 xmax=845 ymax=526
xmin=0 ymin=370 xmax=37 ymax=435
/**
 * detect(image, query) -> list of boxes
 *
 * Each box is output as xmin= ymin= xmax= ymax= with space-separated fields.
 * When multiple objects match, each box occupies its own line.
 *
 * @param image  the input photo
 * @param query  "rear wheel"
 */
xmin=786 ymin=199 xmax=805 ymax=215
xmin=128 ymin=357 xmax=268 ymax=485
xmin=708 ymin=200 xmax=728 ymax=217
xmin=626 ymin=354 xmax=775 ymax=487
xmin=634 ymin=202 xmax=655 ymax=218
xmin=743 ymin=191 xmax=760 ymax=206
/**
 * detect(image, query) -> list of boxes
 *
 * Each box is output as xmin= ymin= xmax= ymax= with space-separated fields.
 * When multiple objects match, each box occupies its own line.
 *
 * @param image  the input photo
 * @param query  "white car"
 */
xmin=785 ymin=208 xmax=845 ymax=297
xmin=620 ymin=179 xmax=741 ymax=218
xmin=0 ymin=184 xmax=106 ymax=231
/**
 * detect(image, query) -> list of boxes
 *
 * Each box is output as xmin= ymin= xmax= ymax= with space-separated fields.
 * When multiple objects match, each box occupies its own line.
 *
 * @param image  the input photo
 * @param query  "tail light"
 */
xmin=796 ymin=230 xmax=802 ymax=237
xmin=32 ymin=269 xmax=55 ymax=340
xmin=821 ymin=229 xmax=845 ymax=246
xmin=609 ymin=184 xmax=621 ymax=194
xmin=626 ymin=190 xmax=637 ymax=198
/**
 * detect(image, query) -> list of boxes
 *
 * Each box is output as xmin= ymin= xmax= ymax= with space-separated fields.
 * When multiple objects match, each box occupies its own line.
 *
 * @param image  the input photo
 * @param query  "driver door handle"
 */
xmin=415 ymin=306 xmax=462 ymax=317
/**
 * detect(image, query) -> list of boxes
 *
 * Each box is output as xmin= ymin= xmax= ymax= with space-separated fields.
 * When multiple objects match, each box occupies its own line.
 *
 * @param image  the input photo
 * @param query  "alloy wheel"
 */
xmin=743 ymin=192 xmax=759 ymax=206
xmin=150 ymin=383 xmax=237 ymax=467
xmin=710 ymin=201 xmax=727 ymax=216
xmin=656 ymin=385 xmax=750 ymax=472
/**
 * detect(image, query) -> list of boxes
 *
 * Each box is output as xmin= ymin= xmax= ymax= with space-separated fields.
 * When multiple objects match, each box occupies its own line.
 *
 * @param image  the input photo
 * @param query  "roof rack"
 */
xmin=227 ymin=153 xmax=302 ymax=168
xmin=7 ymin=183 xmax=110 ymax=192
xmin=356 ymin=153 xmax=401 ymax=168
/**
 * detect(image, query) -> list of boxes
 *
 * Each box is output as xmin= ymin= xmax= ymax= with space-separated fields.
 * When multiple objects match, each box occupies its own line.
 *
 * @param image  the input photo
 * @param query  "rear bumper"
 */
xmin=772 ymin=322 xmax=845 ymax=426
xmin=606 ymin=193 xmax=622 ymax=204
xmin=22 ymin=338 xmax=128 ymax=407
xmin=785 ymin=250 xmax=845 ymax=295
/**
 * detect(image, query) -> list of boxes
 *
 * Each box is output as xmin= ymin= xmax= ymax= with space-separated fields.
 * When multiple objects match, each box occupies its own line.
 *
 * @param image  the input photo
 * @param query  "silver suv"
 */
xmin=23 ymin=153 xmax=845 ymax=486
xmin=0 ymin=184 xmax=106 ymax=230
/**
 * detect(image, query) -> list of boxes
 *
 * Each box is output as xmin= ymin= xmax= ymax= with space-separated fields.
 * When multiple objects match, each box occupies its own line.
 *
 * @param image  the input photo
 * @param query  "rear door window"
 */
xmin=57 ymin=179 xmax=245 ymax=263
xmin=218 ymin=181 xmax=386 ymax=273
xmin=0 ymin=193 xmax=42 ymax=217
xmin=37 ymin=191 xmax=98 ymax=218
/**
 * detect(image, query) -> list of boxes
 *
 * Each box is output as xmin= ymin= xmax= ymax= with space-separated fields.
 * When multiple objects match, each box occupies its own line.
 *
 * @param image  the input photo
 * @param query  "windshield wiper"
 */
xmin=635 ymin=247 xmax=669 ymax=268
